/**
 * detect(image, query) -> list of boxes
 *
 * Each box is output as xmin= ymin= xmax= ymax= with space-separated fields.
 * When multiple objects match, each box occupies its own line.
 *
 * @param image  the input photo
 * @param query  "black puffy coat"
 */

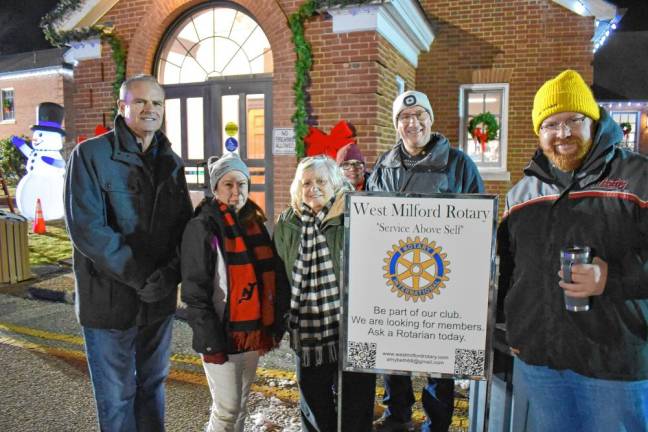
xmin=497 ymin=108 xmax=648 ymax=380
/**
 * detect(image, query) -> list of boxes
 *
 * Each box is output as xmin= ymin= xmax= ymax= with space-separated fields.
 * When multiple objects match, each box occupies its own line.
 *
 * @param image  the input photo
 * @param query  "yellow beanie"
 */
xmin=532 ymin=69 xmax=600 ymax=135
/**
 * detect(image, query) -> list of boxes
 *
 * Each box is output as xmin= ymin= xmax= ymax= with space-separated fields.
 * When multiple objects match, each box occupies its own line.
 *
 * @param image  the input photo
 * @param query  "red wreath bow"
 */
xmin=472 ymin=127 xmax=488 ymax=153
xmin=304 ymin=120 xmax=356 ymax=159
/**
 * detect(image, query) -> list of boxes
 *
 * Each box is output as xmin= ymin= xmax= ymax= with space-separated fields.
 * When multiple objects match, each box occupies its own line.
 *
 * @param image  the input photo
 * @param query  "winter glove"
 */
xmin=138 ymin=266 xmax=180 ymax=303
xmin=203 ymin=352 xmax=228 ymax=365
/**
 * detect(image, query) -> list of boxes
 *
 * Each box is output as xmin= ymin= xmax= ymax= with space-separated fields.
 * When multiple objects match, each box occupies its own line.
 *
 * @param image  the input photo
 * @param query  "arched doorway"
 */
xmin=155 ymin=2 xmax=273 ymax=218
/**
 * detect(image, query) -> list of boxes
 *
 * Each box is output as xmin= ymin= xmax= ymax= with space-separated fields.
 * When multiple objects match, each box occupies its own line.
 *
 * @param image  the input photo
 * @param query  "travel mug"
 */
xmin=560 ymin=246 xmax=593 ymax=312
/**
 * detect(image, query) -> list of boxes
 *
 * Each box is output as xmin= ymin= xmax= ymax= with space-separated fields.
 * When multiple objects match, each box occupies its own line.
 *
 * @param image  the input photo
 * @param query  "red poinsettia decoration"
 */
xmin=304 ymin=120 xmax=356 ymax=159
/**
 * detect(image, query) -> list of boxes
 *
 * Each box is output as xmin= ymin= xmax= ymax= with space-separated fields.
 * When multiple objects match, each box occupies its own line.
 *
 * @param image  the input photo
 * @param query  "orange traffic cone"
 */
xmin=33 ymin=198 xmax=46 ymax=234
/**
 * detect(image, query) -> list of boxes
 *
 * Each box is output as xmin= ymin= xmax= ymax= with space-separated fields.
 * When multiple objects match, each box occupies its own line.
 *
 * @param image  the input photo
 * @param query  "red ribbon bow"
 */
xmin=472 ymin=127 xmax=488 ymax=153
xmin=304 ymin=120 xmax=356 ymax=159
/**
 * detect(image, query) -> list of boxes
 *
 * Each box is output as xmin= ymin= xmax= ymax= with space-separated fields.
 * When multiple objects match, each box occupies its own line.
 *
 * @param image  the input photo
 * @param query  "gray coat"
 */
xmin=367 ymin=133 xmax=484 ymax=194
xmin=64 ymin=116 xmax=193 ymax=329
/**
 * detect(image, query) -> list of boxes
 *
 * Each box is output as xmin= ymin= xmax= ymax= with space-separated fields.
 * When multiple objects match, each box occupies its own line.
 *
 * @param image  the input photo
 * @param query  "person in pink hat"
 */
xmin=336 ymin=143 xmax=370 ymax=191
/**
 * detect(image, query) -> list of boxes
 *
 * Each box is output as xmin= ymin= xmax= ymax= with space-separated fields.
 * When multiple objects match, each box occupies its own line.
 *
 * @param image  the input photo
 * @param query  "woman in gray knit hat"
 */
xmin=181 ymin=152 xmax=290 ymax=432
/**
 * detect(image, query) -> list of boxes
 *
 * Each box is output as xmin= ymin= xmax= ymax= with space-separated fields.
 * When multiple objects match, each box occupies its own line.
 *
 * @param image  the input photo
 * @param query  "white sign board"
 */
xmin=272 ymin=128 xmax=296 ymax=155
xmin=342 ymin=193 xmax=498 ymax=379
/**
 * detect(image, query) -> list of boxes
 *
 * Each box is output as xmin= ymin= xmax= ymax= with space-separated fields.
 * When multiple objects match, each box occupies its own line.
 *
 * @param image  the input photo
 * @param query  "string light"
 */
xmin=593 ymin=13 xmax=622 ymax=53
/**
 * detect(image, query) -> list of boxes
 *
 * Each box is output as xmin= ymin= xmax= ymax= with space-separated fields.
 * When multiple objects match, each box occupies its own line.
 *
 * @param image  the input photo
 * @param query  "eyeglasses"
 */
xmin=398 ymin=111 xmax=429 ymax=124
xmin=540 ymin=116 xmax=587 ymax=134
xmin=340 ymin=161 xmax=364 ymax=171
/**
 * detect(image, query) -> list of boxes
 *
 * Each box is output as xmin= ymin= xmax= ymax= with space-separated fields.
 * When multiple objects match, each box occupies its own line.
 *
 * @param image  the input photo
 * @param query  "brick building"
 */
xmin=55 ymin=0 xmax=618 ymax=220
xmin=0 ymin=48 xmax=75 ymax=144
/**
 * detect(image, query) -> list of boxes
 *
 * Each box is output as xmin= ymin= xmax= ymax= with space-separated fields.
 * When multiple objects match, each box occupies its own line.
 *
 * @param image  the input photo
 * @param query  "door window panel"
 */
xmin=249 ymin=191 xmax=265 ymax=211
xmin=222 ymin=94 xmax=240 ymax=154
xmin=246 ymin=94 xmax=265 ymax=159
xmin=156 ymin=6 xmax=273 ymax=84
xmin=187 ymin=97 xmax=204 ymax=160
xmin=192 ymin=8 xmax=215 ymax=40
xmin=164 ymin=98 xmax=182 ymax=156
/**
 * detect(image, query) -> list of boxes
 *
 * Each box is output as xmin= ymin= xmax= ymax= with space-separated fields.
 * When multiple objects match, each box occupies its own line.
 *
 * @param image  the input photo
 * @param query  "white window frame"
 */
xmin=0 ymin=88 xmax=15 ymax=123
xmin=458 ymin=83 xmax=510 ymax=181
xmin=610 ymin=111 xmax=639 ymax=152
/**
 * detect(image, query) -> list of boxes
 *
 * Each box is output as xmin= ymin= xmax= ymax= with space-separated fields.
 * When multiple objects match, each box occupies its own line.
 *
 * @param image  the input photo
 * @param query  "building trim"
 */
xmin=0 ymin=67 xmax=74 ymax=81
xmin=56 ymin=0 xmax=120 ymax=30
xmin=551 ymin=0 xmax=616 ymax=20
xmin=327 ymin=0 xmax=434 ymax=67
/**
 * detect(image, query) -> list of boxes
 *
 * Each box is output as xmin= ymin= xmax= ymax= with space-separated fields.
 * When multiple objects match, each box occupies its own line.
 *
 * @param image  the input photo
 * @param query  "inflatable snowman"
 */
xmin=11 ymin=102 xmax=66 ymax=220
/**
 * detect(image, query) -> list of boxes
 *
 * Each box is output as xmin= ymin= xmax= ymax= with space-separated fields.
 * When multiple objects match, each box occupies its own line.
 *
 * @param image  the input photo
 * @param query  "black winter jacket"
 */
xmin=64 ymin=116 xmax=193 ymax=329
xmin=497 ymin=108 xmax=648 ymax=380
xmin=367 ymin=134 xmax=484 ymax=194
xmin=181 ymin=199 xmax=290 ymax=355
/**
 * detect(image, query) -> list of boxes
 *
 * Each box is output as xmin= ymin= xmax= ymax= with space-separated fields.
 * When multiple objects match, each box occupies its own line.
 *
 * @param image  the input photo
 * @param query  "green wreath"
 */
xmin=620 ymin=122 xmax=632 ymax=135
xmin=467 ymin=112 xmax=499 ymax=141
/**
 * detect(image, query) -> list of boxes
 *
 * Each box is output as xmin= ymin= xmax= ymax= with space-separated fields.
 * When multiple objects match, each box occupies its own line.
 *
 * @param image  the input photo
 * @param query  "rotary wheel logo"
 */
xmin=383 ymin=236 xmax=450 ymax=302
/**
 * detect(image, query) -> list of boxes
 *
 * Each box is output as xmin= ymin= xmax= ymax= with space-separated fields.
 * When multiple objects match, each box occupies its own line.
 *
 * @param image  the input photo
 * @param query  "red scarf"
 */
xmin=215 ymin=201 xmax=276 ymax=353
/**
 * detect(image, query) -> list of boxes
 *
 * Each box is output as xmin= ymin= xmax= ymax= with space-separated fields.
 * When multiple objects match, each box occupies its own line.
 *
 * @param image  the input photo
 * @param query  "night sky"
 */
xmin=0 ymin=0 xmax=60 ymax=55
xmin=0 ymin=0 xmax=645 ymax=98
xmin=607 ymin=0 xmax=648 ymax=32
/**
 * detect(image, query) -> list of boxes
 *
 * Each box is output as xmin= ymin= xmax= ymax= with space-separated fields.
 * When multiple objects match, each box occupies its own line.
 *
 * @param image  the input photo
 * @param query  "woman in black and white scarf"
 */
xmin=274 ymin=156 xmax=376 ymax=432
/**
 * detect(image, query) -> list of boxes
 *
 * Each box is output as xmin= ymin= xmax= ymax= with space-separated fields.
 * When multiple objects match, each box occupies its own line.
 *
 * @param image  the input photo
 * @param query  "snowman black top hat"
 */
xmin=31 ymin=102 xmax=66 ymax=136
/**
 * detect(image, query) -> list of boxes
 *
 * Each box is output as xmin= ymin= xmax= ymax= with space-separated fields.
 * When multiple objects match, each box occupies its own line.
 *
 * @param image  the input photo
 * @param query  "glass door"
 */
xmin=163 ymin=83 xmax=210 ymax=189
xmin=162 ymin=75 xmax=273 ymax=221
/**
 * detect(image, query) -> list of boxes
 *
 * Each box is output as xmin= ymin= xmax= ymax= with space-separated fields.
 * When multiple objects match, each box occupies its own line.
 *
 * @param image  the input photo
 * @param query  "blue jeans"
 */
xmin=382 ymin=375 xmax=454 ymax=432
xmin=516 ymin=358 xmax=648 ymax=432
xmin=82 ymin=315 xmax=174 ymax=432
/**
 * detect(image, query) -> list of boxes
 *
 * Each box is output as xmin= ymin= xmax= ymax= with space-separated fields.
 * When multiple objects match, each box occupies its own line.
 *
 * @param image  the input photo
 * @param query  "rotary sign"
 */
xmin=341 ymin=192 xmax=498 ymax=379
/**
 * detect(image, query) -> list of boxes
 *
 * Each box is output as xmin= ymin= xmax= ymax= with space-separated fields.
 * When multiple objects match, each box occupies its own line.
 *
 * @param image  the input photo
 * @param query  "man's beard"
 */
xmin=543 ymin=137 xmax=592 ymax=172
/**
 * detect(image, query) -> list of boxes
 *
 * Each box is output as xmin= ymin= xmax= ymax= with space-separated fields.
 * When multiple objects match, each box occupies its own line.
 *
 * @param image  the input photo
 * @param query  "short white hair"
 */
xmin=289 ymin=156 xmax=351 ymax=211
xmin=119 ymin=74 xmax=165 ymax=100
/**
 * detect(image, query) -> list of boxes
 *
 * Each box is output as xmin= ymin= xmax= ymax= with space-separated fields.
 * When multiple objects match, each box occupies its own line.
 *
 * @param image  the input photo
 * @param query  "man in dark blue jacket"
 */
xmin=64 ymin=74 xmax=192 ymax=431
xmin=369 ymin=90 xmax=484 ymax=432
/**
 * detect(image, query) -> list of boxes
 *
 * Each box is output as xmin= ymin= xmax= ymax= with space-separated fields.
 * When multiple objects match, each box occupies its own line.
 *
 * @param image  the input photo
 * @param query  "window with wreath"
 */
xmin=1 ymin=89 xmax=15 ymax=121
xmin=459 ymin=84 xmax=509 ymax=178
xmin=611 ymin=111 xmax=638 ymax=152
xmin=156 ymin=5 xmax=273 ymax=84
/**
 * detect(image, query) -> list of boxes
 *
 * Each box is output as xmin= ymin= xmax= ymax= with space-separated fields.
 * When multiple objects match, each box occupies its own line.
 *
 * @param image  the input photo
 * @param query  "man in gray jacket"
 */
xmin=368 ymin=90 xmax=484 ymax=432
xmin=64 ymin=75 xmax=192 ymax=431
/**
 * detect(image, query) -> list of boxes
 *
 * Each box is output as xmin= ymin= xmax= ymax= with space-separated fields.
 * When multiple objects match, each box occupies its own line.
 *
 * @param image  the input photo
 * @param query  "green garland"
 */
xmin=468 ymin=112 xmax=499 ymax=141
xmin=289 ymin=0 xmax=378 ymax=159
xmin=288 ymin=0 xmax=317 ymax=159
xmin=41 ymin=0 xmax=126 ymax=108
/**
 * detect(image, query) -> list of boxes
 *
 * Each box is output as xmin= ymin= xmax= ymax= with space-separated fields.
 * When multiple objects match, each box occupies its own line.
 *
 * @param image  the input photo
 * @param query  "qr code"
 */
xmin=348 ymin=341 xmax=377 ymax=369
xmin=454 ymin=349 xmax=485 ymax=376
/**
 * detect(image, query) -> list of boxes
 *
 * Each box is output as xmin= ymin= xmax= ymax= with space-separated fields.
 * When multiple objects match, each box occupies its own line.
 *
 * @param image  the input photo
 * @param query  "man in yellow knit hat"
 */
xmin=497 ymin=69 xmax=648 ymax=431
